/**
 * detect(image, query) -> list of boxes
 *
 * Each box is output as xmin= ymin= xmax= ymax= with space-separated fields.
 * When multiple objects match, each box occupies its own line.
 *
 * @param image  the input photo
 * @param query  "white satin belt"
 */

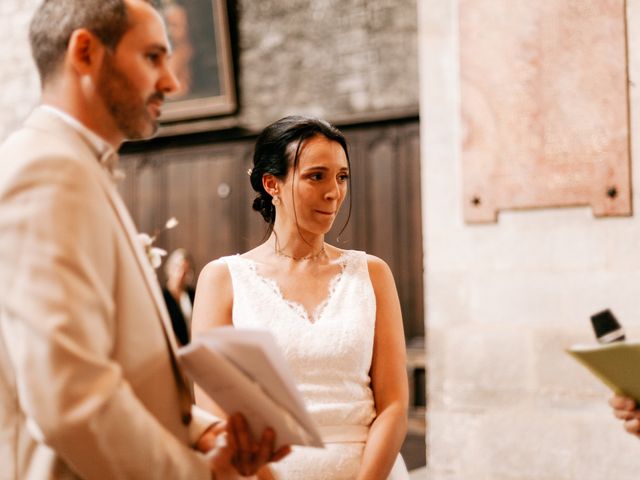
xmin=318 ymin=424 xmax=369 ymax=443
xmin=318 ymin=425 xmax=410 ymax=480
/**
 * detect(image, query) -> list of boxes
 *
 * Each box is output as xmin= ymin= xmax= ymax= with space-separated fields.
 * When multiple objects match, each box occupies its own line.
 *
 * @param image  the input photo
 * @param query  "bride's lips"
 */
xmin=316 ymin=210 xmax=335 ymax=216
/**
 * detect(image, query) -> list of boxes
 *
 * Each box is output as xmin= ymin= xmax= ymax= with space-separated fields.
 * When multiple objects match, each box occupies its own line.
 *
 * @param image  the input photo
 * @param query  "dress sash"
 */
xmin=318 ymin=425 xmax=410 ymax=480
xmin=319 ymin=424 xmax=369 ymax=443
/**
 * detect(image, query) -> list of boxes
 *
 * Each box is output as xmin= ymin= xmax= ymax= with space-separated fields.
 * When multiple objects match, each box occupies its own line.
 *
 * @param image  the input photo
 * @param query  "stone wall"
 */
xmin=236 ymin=0 xmax=419 ymax=129
xmin=420 ymin=0 xmax=640 ymax=478
xmin=0 ymin=0 xmax=419 ymax=140
xmin=0 ymin=0 xmax=41 ymax=142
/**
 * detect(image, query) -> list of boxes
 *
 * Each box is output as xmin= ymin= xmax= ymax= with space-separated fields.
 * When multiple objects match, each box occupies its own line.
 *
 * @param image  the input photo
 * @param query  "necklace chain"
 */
xmin=275 ymin=244 xmax=326 ymax=261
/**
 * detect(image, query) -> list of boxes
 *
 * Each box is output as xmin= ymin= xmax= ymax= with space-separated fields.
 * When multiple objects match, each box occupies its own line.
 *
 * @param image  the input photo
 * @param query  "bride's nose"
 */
xmin=324 ymin=179 xmax=341 ymax=200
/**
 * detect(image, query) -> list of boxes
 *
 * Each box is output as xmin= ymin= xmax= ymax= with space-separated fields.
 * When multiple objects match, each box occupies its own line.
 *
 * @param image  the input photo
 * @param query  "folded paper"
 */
xmin=178 ymin=327 xmax=323 ymax=449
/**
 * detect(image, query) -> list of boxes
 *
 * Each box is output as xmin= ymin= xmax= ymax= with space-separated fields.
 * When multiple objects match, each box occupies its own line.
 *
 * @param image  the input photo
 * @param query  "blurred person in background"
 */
xmin=163 ymin=248 xmax=196 ymax=345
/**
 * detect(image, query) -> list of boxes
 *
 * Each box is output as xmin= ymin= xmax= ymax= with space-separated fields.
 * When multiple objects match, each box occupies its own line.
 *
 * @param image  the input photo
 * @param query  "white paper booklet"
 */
xmin=177 ymin=327 xmax=323 ymax=449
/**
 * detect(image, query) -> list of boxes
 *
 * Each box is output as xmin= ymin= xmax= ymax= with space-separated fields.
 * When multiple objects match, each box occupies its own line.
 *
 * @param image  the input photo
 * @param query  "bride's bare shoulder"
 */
xmin=363 ymin=253 xmax=396 ymax=286
xmin=198 ymin=257 xmax=232 ymax=288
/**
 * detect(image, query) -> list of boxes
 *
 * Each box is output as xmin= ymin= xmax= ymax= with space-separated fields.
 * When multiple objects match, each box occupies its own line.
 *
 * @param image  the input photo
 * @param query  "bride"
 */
xmin=192 ymin=116 xmax=409 ymax=479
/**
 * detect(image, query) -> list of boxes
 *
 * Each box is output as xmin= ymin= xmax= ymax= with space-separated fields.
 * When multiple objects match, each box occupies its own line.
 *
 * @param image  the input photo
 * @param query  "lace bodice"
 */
xmin=222 ymin=250 xmax=377 ymax=432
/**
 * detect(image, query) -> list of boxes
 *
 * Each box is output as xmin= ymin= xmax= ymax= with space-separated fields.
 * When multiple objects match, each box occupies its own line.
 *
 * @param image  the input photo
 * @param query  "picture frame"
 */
xmin=159 ymin=0 xmax=236 ymax=123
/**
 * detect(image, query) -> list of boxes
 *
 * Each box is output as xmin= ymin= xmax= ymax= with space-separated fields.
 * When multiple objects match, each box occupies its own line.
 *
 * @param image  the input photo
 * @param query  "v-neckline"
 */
xmin=241 ymin=253 xmax=349 ymax=324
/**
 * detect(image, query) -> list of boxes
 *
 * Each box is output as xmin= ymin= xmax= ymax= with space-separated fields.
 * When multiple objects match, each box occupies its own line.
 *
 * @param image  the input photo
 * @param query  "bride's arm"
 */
xmin=191 ymin=260 xmax=286 ymax=479
xmin=357 ymin=255 xmax=409 ymax=480
xmin=191 ymin=260 xmax=235 ymax=415
xmin=192 ymin=259 xmax=234 ymax=330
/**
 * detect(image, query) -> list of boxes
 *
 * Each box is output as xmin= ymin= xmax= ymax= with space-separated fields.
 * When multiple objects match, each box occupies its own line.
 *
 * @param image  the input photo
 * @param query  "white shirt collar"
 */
xmin=40 ymin=105 xmax=122 ymax=178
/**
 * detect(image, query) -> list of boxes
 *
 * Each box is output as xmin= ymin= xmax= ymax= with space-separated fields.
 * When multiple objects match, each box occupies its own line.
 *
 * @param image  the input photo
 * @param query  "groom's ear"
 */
xmin=67 ymin=28 xmax=105 ymax=76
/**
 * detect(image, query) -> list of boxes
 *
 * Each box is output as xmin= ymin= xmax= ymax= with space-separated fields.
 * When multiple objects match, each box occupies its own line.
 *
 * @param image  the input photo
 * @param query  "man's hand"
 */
xmin=609 ymin=394 xmax=640 ymax=436
xmin=196 ymin=417 xmax=236 ymax=478
xmin=196 ymin=413 xmax=291 ymax=478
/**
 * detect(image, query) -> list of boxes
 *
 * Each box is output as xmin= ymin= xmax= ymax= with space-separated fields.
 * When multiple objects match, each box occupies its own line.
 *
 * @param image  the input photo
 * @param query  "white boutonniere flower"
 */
xmin=138 ymin=217 xmax=179 ymax=269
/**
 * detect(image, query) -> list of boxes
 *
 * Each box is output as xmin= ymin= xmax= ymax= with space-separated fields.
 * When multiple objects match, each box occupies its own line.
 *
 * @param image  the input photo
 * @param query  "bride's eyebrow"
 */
xmin=301 ymin=166 xmax=329 ymax=172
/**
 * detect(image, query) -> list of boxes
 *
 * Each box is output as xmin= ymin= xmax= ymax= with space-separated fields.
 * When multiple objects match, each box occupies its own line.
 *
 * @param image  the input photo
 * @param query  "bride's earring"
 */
xmin=272 ymin=195 xmax=280 ymax=206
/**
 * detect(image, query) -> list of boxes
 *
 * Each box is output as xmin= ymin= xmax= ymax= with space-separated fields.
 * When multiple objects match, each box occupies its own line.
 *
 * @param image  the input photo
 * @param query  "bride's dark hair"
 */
xmin=249 ymin=115 xmax=352 ymax=235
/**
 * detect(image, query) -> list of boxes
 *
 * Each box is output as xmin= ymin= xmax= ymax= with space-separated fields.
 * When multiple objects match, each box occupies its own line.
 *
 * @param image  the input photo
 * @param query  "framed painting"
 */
xmin=159 ymin=0 xmax=236 ymax=122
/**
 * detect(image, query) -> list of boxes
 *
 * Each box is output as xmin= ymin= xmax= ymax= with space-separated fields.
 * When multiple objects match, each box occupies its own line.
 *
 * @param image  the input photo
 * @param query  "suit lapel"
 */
xmin=24 ymin=110 xmax=193 ymax=420
xmin=104 ymin=186 xmax=183 ymax=352
xmin=102 ymin=186 xmax=194 ymax=421
xmin=25 ymin=109 xmax=179 ymax=349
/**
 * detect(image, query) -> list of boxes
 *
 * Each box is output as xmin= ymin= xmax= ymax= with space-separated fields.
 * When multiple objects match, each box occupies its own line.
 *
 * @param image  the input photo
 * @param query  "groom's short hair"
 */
xmin=29 ymin=0 xmax=154 ymax=85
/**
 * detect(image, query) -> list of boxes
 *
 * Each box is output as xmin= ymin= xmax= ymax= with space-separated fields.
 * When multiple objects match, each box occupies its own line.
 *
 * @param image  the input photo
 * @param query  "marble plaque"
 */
xmin=460 ymin=0 xmax=630 ymax=222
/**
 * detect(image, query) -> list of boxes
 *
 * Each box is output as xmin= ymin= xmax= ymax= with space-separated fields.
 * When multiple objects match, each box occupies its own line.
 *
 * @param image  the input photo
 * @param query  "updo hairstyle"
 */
xmin=250 ymin=115 xmax=351 ymax=229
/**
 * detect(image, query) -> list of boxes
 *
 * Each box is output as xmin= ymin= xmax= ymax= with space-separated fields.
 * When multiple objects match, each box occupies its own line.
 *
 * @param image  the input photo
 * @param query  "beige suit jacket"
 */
xmin=0 ymin=109 xmax=213 ymax=479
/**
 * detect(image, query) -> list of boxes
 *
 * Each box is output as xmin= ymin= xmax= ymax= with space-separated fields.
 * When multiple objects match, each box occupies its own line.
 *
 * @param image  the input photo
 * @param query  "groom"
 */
xmin=0 ymin=0 xmax=287 ymax=478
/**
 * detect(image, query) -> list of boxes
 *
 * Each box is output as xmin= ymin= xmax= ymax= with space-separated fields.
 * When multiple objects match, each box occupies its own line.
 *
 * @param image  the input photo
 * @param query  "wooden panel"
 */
xmin=194 ymin=156 xmax=238 ymax=261
xmin=460 ymin=0 xmax=630 ymax=222
xmin=133 ymin=157 xmax=164 ymax=236
xmin=163 ymin=154 xmax=199 ymax=263
xmin=397 ymin=125 xmax=424 ymax=338
xmin=366 ymin=135 xmax=399 ymax=271
xmin=116 ymin=154 xmax=141 ymax=216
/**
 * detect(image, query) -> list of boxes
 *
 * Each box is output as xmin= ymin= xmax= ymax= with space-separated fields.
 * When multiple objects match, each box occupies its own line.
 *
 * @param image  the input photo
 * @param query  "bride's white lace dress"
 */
xmin=222 ymin=250 xmax=408 ymax=480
